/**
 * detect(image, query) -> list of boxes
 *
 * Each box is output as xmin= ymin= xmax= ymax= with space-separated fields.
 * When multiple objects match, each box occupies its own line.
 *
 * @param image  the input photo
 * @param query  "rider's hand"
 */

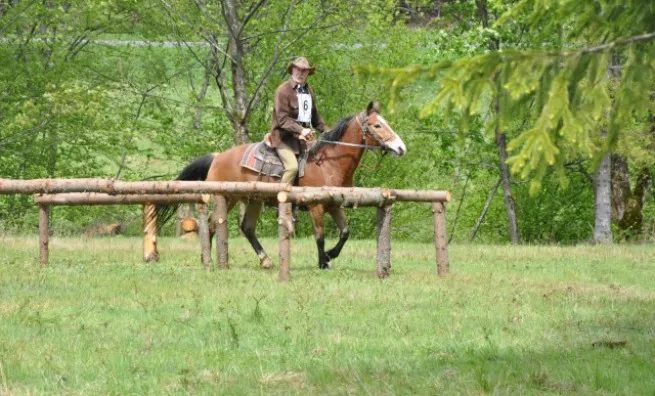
xmin=300 ymin=128 xmax=314 ymax=141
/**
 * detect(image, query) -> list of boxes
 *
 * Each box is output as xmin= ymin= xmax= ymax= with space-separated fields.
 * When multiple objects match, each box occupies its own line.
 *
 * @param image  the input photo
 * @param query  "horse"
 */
xmin=158 ymin=101 xmax=406 ymax=269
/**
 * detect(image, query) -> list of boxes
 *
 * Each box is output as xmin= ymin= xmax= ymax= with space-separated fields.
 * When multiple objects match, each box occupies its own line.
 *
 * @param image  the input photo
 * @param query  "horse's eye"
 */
xmin=374 ymin=124 xmax=382 ymax=128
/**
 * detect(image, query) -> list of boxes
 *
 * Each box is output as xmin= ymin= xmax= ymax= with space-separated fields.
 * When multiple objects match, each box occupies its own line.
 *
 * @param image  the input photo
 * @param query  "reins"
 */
xmin=315 ymin=140 xmax=384 ymax=149
xmin=315 ymin=112 xmax=385 ymax=150
xmin=313 ymin=112 xmax=389 ymax=172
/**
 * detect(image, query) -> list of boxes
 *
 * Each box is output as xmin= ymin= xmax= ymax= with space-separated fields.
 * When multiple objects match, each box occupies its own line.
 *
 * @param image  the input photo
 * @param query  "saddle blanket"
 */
xmin=240 ymin=142 xmax=308 ymax=179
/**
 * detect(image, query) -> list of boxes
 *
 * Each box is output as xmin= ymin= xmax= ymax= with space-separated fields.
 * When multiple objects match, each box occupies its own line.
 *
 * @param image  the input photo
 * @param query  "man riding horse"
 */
xmin=158 ymin=56 xmax=407 ymax=270
xmin=270 ymin=56 xmax=330 ymax=185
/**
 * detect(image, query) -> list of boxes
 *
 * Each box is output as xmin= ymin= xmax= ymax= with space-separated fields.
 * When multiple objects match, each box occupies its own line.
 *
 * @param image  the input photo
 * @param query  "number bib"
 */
xmin=296 ymin=93 xmax=312 ymax=123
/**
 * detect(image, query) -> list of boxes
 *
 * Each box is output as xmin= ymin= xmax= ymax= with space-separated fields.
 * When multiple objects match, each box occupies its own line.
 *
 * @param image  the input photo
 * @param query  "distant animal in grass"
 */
xmin=83 ymin=223 xmax=122 ymax=237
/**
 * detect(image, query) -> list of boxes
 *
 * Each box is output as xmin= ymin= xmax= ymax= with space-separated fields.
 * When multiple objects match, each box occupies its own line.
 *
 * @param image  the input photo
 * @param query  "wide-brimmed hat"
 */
xmin=286 ymin=56 xmax=316 ymax=75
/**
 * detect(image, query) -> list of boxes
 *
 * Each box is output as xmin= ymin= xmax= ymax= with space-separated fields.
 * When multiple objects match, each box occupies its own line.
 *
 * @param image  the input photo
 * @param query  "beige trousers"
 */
xmin=276 ymin=142 xmax=299 ymax=185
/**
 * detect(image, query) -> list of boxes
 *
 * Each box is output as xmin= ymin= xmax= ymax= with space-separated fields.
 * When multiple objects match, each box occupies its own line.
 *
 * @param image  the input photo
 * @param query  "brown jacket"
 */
xmin=270 ymin=79 xmax=329 ymax=153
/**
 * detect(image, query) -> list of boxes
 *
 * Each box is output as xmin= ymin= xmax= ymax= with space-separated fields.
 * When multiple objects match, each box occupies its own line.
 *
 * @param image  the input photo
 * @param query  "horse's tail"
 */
xmin=156 ymin=153 xmax=216 ymax=229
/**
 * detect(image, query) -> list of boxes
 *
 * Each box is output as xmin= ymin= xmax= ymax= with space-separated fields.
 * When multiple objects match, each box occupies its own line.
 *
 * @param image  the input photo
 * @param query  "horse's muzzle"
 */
xmin=385 ymin=138 xmax=407 ymax=157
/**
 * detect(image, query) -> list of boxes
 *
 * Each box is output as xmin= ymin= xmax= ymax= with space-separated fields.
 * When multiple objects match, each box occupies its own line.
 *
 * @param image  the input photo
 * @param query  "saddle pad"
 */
xmin=240 ymin=142 xmax=307 ymax=179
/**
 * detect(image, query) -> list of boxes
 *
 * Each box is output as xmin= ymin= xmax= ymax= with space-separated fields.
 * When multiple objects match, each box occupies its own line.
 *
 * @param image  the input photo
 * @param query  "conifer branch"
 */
xmin=563 ymin=31 xmax=655 ymax=57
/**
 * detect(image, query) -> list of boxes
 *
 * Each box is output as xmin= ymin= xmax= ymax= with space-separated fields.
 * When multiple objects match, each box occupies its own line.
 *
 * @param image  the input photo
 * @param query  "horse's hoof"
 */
xmin=261 ymin=257 xmax=273 ymax=269
xmin=320 ymin=263 xmax=331 ymax=270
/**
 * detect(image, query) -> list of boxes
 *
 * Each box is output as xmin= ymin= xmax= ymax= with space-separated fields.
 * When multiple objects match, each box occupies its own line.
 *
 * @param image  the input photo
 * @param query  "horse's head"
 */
xmin=361 ymin=101 xmax=407 ymax=157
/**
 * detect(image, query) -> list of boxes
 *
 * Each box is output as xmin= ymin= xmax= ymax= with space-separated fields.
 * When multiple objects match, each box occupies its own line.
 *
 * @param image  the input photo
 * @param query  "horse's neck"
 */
xmin=316 ymin=119 xmax=365 ymax=186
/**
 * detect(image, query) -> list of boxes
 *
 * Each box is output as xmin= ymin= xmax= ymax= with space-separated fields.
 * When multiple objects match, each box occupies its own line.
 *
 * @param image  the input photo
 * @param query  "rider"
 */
xmin=270 ymin=56 xmax=330 ymax=185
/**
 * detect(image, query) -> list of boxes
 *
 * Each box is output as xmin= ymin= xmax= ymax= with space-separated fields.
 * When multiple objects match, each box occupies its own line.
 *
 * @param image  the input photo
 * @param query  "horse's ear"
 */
xmin=366 ymin=101 xmax=381 ymax=115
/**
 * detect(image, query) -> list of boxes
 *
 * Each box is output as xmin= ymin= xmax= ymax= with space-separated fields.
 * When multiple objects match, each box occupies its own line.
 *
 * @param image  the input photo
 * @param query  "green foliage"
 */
xmin=1 ymin=0 xmax=652 ymax=244
xmin=358 ymin=0 xmax=655 ymax=192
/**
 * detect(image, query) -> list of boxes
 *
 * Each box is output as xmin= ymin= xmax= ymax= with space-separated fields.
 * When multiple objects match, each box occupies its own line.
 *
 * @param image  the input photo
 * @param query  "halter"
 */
xmin=316 ymin=112 xmax=386 ymax=150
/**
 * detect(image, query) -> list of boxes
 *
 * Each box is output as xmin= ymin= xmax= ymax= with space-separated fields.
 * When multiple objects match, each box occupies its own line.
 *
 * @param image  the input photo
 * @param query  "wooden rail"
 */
xmin=34 ymin=193 xmax=209 ymax=205
xmin=0 ymin=178 xmax=291 ymax=195
xmin=1 ymin=178 xmax=452 ymax=279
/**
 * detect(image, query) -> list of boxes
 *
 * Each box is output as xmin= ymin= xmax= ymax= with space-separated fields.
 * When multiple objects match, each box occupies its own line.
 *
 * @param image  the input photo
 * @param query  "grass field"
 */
xmin=1 ymin=236 xmax=654 ymax=394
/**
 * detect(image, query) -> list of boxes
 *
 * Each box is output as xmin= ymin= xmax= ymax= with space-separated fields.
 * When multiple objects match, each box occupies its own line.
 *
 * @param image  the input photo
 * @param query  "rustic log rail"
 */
xmin=0 ymin=178 xmax=291 ymax=195
xmin=0 ymin=178 xmax=451 ymax=279
xmin=34 ymin=192 xmax=209 ymax=206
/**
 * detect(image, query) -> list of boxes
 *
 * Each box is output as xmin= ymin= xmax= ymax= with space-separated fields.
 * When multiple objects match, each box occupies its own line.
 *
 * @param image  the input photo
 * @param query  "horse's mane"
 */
xmin=309 ymin=115 xmax=355 ymax=158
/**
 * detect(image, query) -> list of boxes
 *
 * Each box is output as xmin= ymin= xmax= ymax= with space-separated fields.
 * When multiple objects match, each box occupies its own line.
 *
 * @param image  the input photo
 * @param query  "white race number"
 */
xmin=297 ymin=93 xmax=312 ymax=123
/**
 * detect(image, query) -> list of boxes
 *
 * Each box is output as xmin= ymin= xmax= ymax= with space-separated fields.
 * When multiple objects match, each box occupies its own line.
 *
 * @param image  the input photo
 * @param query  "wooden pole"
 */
xmin=214 ymin=195 xmax=229 ymax=269
xmin=376 ymin=203 xmax=392 ymax=278
xmin=175 ymin=205 xmax=184 ymax=237
xmin=1 ymin=179 xmax=291 ymax=195
xmin=34 ymin=192 xmax=209 ymax=205
xmin=286 ymin=186 xmax=451 ymax=203
xmin=197 ymin=203 xmax=212 ymax=270
xmin=39 ymin=204 xmax=49 ymax=266
xmin=278 ymin=190 xmax=394 ymax=207
xmin=5 ymin=179 xmax=450 ymax=203
xmin=143 ymin=203 xmax=159 ymax=262
xmin=278 ymin=202 xmax=292 ymax=281
xmin=391 ymin=189 xmax=451 ymax=202
xmin=432 ymin=201 xmax=449 ymax=276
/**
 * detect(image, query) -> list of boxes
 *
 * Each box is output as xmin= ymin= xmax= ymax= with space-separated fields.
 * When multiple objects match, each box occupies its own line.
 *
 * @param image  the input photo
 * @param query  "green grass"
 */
xmin=1 ymin=236 xmax=654 ymax=395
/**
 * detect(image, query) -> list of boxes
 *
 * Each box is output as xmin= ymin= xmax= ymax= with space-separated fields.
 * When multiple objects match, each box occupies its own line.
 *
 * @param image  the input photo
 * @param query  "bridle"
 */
xmin=316 ymin=112 xmax=388 ymax=150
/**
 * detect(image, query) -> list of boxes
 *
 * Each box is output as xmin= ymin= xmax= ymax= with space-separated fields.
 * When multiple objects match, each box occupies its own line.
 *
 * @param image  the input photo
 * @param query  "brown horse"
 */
xmin=160 ymin=101 xmax=406 ymax=269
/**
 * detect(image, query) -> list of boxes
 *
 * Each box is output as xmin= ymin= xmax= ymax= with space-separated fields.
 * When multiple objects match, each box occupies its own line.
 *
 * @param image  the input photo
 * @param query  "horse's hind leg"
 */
xmin=326 ymin=206 xmax=349 ymax=260
xmin=309 ymin=204 xmax=331 ymax=269
xmin=241 ymin=201 xmax=272 ymax=269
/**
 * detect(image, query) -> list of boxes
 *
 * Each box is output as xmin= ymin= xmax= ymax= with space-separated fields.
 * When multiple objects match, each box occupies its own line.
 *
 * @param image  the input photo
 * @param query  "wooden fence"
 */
xmin=0 ymin=178 xmax=451 ymax=280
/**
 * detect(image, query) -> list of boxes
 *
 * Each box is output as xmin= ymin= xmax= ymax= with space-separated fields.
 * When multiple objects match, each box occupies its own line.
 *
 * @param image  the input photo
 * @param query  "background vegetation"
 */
xmin=1 ymin=0 xmax=653 ymax=244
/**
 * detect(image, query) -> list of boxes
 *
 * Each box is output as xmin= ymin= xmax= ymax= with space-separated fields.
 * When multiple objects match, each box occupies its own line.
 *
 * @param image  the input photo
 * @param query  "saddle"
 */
xmin=240 ymin=137 xmax=308 ymax=181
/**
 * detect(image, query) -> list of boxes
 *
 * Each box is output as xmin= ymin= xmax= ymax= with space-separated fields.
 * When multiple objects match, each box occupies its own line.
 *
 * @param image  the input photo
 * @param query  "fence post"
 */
xmin=197 ymin=203 xmax=212 ymax=270
xmin=376 ymin=203 xmax=393 ymax=278
xmin=214 ymin=195 xmax=229 ymax=269
xmin=278 ymin=201 xmax=292 ymax=281
xmin=39 ymin=204 xmax=49 ymax=266
xmin=175 ymin=205 xmax=183 ymax=237
xmin=143 ymin=203 xmax=159 ymax=262
xmin=432 ymin=201 xmax=449 ymax=276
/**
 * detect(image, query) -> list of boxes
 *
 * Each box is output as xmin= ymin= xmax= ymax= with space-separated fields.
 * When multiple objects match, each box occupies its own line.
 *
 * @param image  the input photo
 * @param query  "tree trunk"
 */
xmin=593 ymin=153 xmax=613 ymax=244
xmin=233 ymin=120 xmax=250 ymax=145
xmin=611 ymin=154 xmax=630 ymax=222
xmin=611 ymin=155 xmax=652 ymax=238
xmin=193 ymin=65 xmax=211 ymax=129
xmin=594 ymin=53 xmax=623 ymax=243
xmin=225 ymin=0 xmax=250 ymax=145
xmin=479 ymin=0 xmax=518 ymax=244
xmin=496 ymin=130 xmax=520 ymax=244
xmin=469 ymin=178 xmax=501 ymax=242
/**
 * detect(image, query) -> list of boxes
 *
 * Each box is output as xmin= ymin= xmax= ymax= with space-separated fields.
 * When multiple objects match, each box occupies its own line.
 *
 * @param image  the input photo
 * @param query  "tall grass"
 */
xmin=1 ymin=236 xmax=654 ymax=394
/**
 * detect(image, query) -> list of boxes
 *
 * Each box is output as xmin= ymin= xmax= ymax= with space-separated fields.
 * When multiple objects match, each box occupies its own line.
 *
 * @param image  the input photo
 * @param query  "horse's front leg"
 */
xmin=309 ymin=204 xmax=331 ymax=269
xmin=326 ymin=206 xmax=349 ymax=260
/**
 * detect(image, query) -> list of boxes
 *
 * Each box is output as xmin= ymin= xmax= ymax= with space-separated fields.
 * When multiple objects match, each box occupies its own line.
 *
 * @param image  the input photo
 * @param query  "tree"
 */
xmin=610 ymin=118 xmax=655 ymax=239
xmin=359 ymin=0 xmax=655 ymax=242
xmin=362 ymin=0 xmax=655 ymax=185
xmin=158 ymin=0 xmax=361 ymax=145
xmin=477 ymin=0 xmax=519 ymax=244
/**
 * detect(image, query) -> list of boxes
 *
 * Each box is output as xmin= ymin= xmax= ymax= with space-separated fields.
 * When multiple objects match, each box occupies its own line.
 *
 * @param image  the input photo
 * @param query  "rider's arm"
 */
xmin=274 ymin=87 xmax=303 ymax=135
